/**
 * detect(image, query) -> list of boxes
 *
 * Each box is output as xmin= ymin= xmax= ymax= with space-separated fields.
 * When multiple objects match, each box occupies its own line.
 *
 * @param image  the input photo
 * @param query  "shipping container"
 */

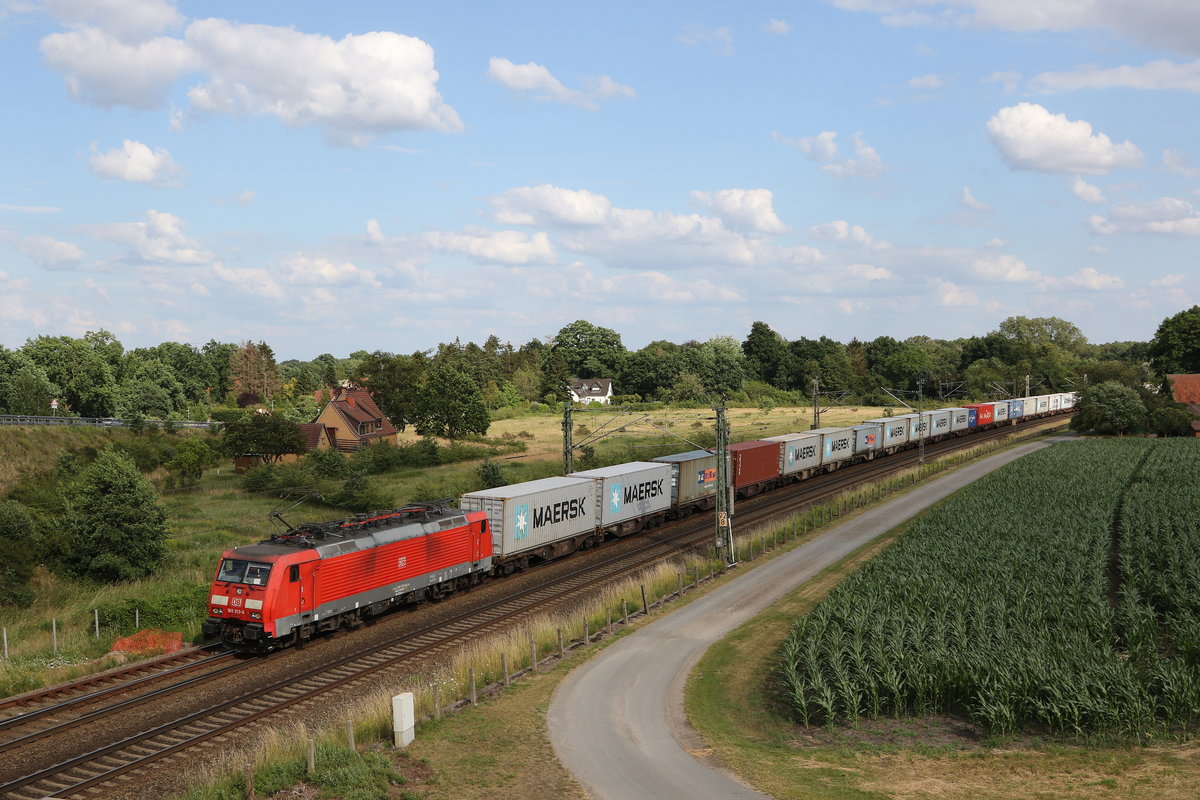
xmin=853 ymin=423 xmax=882 ymax=456
xmin=571 ymin=462 xmax=672 ymax=531
xmin=926 ymin=409 xmax=952 ymax=438
xmin=1049 ymin=394 xmax=1062 ymax=411
xmin=763 ymin=432 xmax=822 ymax=477
xmin=1008 ymin=399 xmax=1024 ymax=419
xmin=940 ymin=407 xmax=972 ymax=433
xmin=460 ymin=476 xmax=596 ymax=558
xmin=965 ymin=403 xmax=994 ymax=425
xmin=992 ymin=401 xmax=1010 ymax=422
xmin=1032 ymin=395 xmax=1050 ymax=414
xmin=1061 ymin=392 xmax=1076 ymax=410
xmin=728 ymin=440 xmax=781 ymax=492
xmin=966 ymin=407 xmax=978 ymax=428
xmin=652 ymin=449 xmax=723 ymax=507
xmin=812 ymin=426 xmax=855 ymax=465
xmin=865 ymin=416 xmax=909 ymax=448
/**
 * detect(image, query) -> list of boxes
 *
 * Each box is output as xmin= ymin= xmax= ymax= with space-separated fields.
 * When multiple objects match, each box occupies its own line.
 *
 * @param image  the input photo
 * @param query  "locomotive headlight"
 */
xmin=250 ymin=612 xmax=262 ymax=619
xmin=213 ymin=608 xmax=223 ymax=614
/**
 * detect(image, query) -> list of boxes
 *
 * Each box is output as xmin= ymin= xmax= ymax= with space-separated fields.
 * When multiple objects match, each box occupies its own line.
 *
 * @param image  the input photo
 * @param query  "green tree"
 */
xmin=1148 ymin=406 xmax=1196 ymax=437
xmin=22 ymin=333 xmax=118 ymax=417
xmin=352 ymin=350 xmax=429 ymax=432
xmin=59 ymin=450 xmax=168 ymax=582
xmin=230 ymin=341 xmax=281 ymax=404
xmin=413 ymin=363 xmax=490 ymax=439
xmin=742 ymin=321 xmax=787 ymax=385
xmin=0 ymin=500 xmax=38 ymax=606
xmin=165 ymin=438 xmax=220 ymax=485
xmin=0 ymin=347 xmax=60 ymax=414
xmin=221 ymin=414 xmax=306 ymax=464
xmin=1148 ymin=305 xmax=1200 ymax=378
xmin=202 ymin=340 xmax=237 ymax=401
xmin=551 ymin=320 xmax=626 ymax=379
xmin=1071 ymin=380 xmax=1147 ymax=436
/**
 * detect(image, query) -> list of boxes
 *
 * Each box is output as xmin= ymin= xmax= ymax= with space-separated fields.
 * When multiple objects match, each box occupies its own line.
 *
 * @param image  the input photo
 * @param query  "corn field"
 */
xmin=775 ymin=438 xmax=1200 ymax=738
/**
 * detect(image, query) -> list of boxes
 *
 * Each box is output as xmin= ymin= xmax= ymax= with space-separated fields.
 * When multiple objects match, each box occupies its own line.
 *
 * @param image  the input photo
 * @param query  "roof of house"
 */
xmin=320 ymin=387 xmax=398 ymax=440
xmin=1167 ymin=374 xmax=1200 ymax=406
xmin=569 ymin=378 xmax=613 ymax=398
xmin=297 ymin=422 xmax=331 ymax=450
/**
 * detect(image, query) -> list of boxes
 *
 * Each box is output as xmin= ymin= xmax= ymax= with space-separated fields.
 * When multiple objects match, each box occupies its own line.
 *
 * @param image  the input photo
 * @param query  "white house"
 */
xmin=568 ymin=378 xmax=614 ymax=405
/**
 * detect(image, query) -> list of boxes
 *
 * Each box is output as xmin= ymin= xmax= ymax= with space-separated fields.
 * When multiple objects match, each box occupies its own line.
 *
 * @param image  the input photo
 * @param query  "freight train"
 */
xmin=202 ymin=392 xmax=1076 ymax=650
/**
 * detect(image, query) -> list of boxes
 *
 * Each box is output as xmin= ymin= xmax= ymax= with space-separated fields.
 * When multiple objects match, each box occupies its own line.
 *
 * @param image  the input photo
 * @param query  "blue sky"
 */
xmin=1 ymin=1 xmax=1197 ymax=360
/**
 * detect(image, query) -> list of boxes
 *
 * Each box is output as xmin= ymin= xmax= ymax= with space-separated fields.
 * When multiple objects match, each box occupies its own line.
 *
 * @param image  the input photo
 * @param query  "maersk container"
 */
xmin=992 ymin=401 xmax=1010 ymax=422
xmin=896 ymin=413 xmax=931 ymax=441
xmin=1049 ymin=394 xmax=1062 ymax=411
xmin=571 ymin=462 xmax=672 ymax=529
xmin=460 ymin=476 xmax=595 ymax=558
xmin=652 ymin=449 xmax=722 ymax=506
xmin=853 ymin=423 xmax=882 ymax=456
xmin=763 ymin=432 xmax=822 ymax=477
xmin=926 ymin=409 xmax=952 ymax=438
xmin=812 ymin=426 xmax=854 ymax=465
xmin=966 ymin=407 xmax=978 ymax=428
xmin=728 ymin=440 xmax=781 ymax=490
xmin=1060 ymin=392 xmax=1076 ymax=410
xmin=1032 ymin=395 xmax=1050 ymax=414
xmin=865 ymin=417 xmax=909 ymax=447
xmin=941 ymin=407 xmax=972 ymax=433
xmin=1008 ymin=399 xmax=1024 ymax=419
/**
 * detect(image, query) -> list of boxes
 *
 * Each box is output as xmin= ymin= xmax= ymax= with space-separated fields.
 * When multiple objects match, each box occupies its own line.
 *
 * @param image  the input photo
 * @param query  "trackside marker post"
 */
xmin=393 ymin=692 xmax=415 ymax=748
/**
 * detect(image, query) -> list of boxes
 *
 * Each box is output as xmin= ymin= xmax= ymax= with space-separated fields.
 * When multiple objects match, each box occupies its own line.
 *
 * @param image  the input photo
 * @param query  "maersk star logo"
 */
xmin=514 ymin=504 xmax=530 ymax=540
xmin=610 ymin=483 xmax=623 ymax=513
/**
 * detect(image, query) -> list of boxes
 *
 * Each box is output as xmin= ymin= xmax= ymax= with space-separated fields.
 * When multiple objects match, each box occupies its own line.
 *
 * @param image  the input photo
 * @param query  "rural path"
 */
xmin=547 ymin=435 xmax=1074 ymax=800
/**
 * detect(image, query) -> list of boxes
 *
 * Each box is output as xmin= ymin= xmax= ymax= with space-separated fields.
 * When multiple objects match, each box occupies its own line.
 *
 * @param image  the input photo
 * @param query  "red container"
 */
xmin=728 ymin=440 xmax=782 ymax=489
xmin=964 ymin=403 xmax=994 ymax=425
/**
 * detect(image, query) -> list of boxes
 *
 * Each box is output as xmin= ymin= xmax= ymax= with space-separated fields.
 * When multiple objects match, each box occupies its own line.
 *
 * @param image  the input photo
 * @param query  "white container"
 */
xmin=460 ymin=476 xmax=595 ymax=558
xmin=571 ymin=462 xmax=672 ymax=528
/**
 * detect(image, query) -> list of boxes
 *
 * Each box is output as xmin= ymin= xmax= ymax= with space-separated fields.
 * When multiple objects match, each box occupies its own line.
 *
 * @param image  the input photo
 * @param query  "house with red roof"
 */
xmin=1166 ymin=374 xmax=1200 ymax=437
xmin=312 ymin=386 xmax=400 ymax=451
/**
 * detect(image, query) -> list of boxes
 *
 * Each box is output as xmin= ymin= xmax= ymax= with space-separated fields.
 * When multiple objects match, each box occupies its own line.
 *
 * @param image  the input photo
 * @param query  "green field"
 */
xmin=776 ymin=437 xmax=1200 ymax=738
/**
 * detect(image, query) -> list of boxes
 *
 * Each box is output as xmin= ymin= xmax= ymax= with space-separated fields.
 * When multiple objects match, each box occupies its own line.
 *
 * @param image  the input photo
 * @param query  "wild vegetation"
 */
xmin=775 ymin=437 xmax=1200 ymax=739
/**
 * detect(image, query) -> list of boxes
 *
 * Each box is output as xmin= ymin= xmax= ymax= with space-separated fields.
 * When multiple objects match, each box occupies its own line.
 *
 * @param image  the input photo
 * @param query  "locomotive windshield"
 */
xmin=217 ymin=559 xmax=273 ymax=586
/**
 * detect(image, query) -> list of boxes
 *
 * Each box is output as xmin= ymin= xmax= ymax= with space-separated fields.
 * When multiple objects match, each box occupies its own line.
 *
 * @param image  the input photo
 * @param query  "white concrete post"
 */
xmin=392 ymin=692 xmax=415 ymax=748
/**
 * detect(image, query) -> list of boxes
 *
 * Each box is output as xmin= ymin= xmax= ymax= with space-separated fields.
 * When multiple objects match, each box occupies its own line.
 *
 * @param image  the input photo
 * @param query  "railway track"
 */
xmin=0 ymin=415 xmax=1068 ymax=800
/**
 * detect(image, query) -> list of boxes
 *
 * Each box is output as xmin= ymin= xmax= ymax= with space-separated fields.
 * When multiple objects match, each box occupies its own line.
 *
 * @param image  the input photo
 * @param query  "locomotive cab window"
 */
xmin=289 ymin=565 xmax=300 ymax=582
xmin=218 ymin=559 xmax=273 ymax=586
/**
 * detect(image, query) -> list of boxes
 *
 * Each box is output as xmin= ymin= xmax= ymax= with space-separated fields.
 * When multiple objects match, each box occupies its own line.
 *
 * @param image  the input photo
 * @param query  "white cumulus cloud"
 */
xmin=1090 ymin=196 xmax=1200 ymax=236
xmin=491 ymin=185 xmax=613 ymax=227
xmin=960 ymin=185 xmax=991 ymax=211
xmin=486 ymin=57 xmax=634 ymax=109
xmin=17 ymin=234 xmax=86 ymax=270
xmin=83 ymin=209 xmax=212 ymax=264
xmin=936 ymin=280 xmax=979 ymax=307
xmin=422 ymin=230 xmax=556 ymax=265
xmin=1070 ymin=177 xmax=1107 ymax=204
xmin=278 ymin=254 xmax=381 ymax=287
xmin=764 ymin=19 xmax=793 ymax=34
xmin=1032 ymin=59 xmax=1200 ymax=93
xmin=88 ymin=139 xmax=185 ymax=185
xmin=774 ymin=130 xmax=888 ymax=178
xmin=986 ymin=102 xmax=1143 ymax=174
xmin=809 ymin=220 xmax=878 ymax=248
xmin=677 ymin=23 xmax=733 ymax=55
xmin=689 ymin=189 xmax=790 ymax=234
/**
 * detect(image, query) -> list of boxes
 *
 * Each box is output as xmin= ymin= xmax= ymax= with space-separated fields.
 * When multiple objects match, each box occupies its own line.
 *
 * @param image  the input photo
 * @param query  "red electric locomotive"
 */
xmin=202 ymin=502 xmax=492 ymax=651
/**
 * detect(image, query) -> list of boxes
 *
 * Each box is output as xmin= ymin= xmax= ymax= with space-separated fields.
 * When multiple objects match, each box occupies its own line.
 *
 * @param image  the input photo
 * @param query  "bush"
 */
xmin=477 ymin=459 xmax=508 ymax=488
xmin=96 ymin=584 xmax=210 ymax=630
xmin=328 ymin=474 xmax=393 ymax=513
xmin=306 ymin=448 xmax=350 ymax=478
xmin=239 ymin=464 xmax=276 ymax=493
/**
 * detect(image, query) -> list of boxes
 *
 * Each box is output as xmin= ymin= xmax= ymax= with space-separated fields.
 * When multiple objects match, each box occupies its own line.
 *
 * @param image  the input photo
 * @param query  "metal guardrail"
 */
xmin=0 ymin=415 xmax=219 ymax=429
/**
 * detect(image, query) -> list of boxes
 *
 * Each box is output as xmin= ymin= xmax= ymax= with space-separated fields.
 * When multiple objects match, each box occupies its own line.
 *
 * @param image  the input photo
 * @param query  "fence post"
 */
xmin=469 ymin=668 xmax=477 ymax=705
xmin=434 ymin=684 xmax=442 ymax=719
xmin=502 ymin=652 xmax=509 ymax=686
xmin=641 ymin=585 xmax=649 ymax=614
xmin=52 ymin=618 xmax=58 ymax=653
xmin=306 ymin=738 xmax=316 ymax=775
xmin=606 ymin=609 xmax=612 ymax=636
xmin=530 ymin=638 xmax=538 ymax=672
xmin=135 ymin=608 xmax=140 ymax=629
xmin=244 ymin=766 xmax=254 ymax=800
xmin=2 ymin=627 xmax=6 ymax=660
xmin=346 ymin=719 xmax=355 ymax=750
xmin=94 ymin=609 xmax=99 ymax=639
xmin=621 ymin=599 xmax=628 ymax=625
xmin=677 ymin=572 xmax=683 ymax=597
xmin=557 ymin=628 xmax=564 ymax=658
xmin=584 ymin=617 xmax=589 ymax=645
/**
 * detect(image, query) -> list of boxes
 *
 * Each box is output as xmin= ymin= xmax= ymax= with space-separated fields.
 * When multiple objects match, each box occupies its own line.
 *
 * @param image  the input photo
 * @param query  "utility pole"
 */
xmin=811 ymin=376 xmax=820 ymax=430
xmin=714 ymin=404 xmax=735 ymax=565
xmin=562 ymin=404 xmax=573 ymax=474
xmin=1025 ymin=374 xmax=1031 ymax=398
xmin=917 ymin=374 xmax=926 ymax=469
